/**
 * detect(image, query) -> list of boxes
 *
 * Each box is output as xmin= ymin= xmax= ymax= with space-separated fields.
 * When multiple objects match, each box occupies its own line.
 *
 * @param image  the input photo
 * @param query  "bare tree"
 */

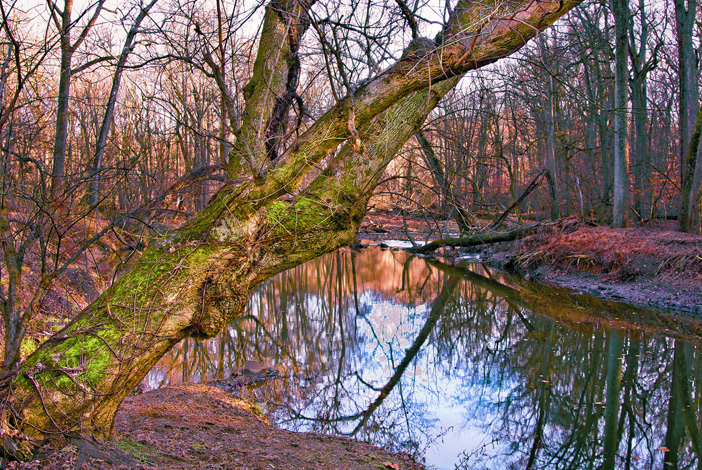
xmin=610 ymin=0 xmax=630 ymax=228
xmin=0 ymin=0 xmax=581 ymax=459
xmin=47 ymin=0 xmax=107 ymax=195
xmin=87 ymin=0 xmax=159 ymax=207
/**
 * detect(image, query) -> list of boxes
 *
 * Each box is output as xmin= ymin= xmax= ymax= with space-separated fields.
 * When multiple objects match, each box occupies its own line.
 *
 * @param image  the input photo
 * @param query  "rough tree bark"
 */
xmin=610 ymin=0 xmax=630 ymax=228
xmin=0 ymin=0 xmax=580 ymax=459
xmin=676 ymin=0 xmax=700 ymax=232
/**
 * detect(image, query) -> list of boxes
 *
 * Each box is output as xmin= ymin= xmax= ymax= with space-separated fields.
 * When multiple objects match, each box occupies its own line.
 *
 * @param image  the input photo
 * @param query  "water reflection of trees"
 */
xmin=147 ymin=248 xmax=702 ymax=469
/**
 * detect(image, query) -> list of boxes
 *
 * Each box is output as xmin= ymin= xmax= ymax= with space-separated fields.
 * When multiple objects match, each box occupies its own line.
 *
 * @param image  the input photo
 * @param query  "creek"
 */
xmin=145 ymin=244 xmax=702 ymax=469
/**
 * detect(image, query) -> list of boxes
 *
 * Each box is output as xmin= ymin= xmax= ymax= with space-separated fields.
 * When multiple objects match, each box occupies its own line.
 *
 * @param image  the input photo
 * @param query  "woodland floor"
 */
xmin=4 ymin=385 xmax=422 ymax=470
xmin=3 ymin=211 xmax=702 ymax=469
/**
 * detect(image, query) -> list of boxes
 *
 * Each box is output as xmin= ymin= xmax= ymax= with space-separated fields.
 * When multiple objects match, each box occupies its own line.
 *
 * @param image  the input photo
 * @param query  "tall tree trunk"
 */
xmin=49 ymin=0 xmax=105 ymax=196
xmin=611 ymin=0 xmax=630 ymax=228
xmin=675 ymin=0 xmax=699 ymax=193
xmin=87 ymin=0 xmax=158 ymax=207
xmin=50 ymin=2 xmax=74 ymax=195
xmin=628 ymin=0 xmax=654 ymax=221
xmin=681 ymin=105 xmax=702 ymax=234
xmin=687 ymin=148 xmax=702 ymax=232
xmin=0 ymin=0 xmax=580 ymax=458
xmin=676 ymin=0 xmax=700 ymax=232
xmin=543 ymin=42 xmax=560 ymax=221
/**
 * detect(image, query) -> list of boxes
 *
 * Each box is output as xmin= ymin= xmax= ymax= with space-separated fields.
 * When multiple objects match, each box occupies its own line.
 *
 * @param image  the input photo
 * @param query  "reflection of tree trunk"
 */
xmin=664 ymin=340 xmax=686 ymax=469
xmin=602 ymin=329 xmax=623 ymax=470
xmin=351 ymin=276 xmax=459 ymax=434
xmin=350 ymin=251 xmax=361 ymax=317
xmin=525 ymin=323 xmax=554 ymax=470
xmin=619 ymin=332 xmax=640 ymax=470
xmin=678 ymin=344 xmax=700 ymax=452
xmin=334 ymin=251 xmax=347 ymax=410
xmin=568 ymin=330 xmax=605 ymax=465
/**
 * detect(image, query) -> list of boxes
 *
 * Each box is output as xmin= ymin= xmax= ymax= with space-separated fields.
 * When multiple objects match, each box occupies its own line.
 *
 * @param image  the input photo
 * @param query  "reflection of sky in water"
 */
xmin=146 ymin=248 xmax=702 ymax=470
xmin=274 ymin=291 xmax=522 ymax=469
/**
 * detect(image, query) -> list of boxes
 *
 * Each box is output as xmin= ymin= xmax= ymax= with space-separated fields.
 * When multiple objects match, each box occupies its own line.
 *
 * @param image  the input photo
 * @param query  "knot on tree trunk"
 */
xmin=185 ymin=279 xmax=249 ymax=339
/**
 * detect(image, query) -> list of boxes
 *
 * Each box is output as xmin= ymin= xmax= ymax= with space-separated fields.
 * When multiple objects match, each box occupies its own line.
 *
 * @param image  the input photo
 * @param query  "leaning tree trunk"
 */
xmin=1 ymin=0 xmax=580 ymax=458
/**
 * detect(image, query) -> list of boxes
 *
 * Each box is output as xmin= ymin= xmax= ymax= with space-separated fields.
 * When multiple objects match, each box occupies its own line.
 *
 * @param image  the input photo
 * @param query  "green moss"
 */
xmin=116 ymin=436 xmax=161 ymax=463
xmin=265 ymin=200 xmax=288 ymax=224
xmin=20 ymin=338 xmax=37 ymax=357
xmin=265 ymin=197 xmax=340 ymax=237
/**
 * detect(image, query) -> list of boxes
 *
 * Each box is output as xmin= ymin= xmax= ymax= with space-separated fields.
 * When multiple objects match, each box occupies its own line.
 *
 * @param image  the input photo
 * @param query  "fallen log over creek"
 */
xmin=406 ymin=223 xmax=540 ymax=254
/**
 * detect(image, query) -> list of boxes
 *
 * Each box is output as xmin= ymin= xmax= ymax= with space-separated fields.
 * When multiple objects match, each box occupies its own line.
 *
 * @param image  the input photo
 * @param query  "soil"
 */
xmin=5 ymin=385 xmax=422 ymax=470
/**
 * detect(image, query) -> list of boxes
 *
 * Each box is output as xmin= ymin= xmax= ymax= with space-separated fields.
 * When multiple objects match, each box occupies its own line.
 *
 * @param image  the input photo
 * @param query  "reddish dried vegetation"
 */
xmin=514 ymin=218 xmax=702 ymax=282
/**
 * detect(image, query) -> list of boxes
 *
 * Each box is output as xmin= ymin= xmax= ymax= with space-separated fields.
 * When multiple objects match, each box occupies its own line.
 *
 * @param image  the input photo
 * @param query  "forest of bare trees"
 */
xmin=0 ymin=0 xmax=699 ymax=459
xmin=392 ymin=0 xmax=702 ymax=232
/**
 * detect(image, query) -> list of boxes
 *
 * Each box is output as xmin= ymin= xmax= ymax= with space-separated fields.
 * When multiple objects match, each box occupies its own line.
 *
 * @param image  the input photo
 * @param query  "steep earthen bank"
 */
xmin=464 ymin=219 xmax=702 ymax=317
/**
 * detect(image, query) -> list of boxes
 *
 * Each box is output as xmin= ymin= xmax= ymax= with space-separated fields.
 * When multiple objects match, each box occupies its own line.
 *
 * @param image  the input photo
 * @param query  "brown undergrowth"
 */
xmin=511 ymin=218 xmax=702 ymax=282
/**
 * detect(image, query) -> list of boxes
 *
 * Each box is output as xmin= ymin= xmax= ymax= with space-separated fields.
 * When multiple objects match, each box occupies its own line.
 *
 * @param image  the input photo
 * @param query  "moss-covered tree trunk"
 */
xmin=1 ymin=0 xmax=580 ymax=458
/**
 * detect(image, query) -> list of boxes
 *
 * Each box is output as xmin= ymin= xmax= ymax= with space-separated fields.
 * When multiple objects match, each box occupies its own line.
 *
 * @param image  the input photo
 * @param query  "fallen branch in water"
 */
xmin=406 ymin=223 xmax=540 ymax=254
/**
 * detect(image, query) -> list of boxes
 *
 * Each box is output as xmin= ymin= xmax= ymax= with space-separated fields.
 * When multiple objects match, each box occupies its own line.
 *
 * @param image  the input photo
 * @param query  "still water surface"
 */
xmin=146 ymin=246 xmax=702 ymax=469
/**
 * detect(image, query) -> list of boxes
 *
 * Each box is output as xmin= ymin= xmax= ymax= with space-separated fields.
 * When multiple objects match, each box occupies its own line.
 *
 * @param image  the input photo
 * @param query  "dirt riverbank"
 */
xmin=5 ymin=385 xmax=423 ymax=470
xmin=358 ymin=213 xmax=702 ymax=318
xmin=475 ymin=219 xmax=702 ymax=317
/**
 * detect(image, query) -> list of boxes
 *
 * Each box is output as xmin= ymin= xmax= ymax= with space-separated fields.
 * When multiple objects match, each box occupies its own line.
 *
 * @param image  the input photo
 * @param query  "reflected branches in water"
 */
xmin=146 ymin=247 xmax=702 ymax=469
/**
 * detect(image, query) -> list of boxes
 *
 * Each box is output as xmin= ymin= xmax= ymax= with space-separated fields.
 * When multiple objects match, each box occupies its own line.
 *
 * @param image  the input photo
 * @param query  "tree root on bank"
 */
xmin=405 ymin=223 xmax=541 ymax=254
